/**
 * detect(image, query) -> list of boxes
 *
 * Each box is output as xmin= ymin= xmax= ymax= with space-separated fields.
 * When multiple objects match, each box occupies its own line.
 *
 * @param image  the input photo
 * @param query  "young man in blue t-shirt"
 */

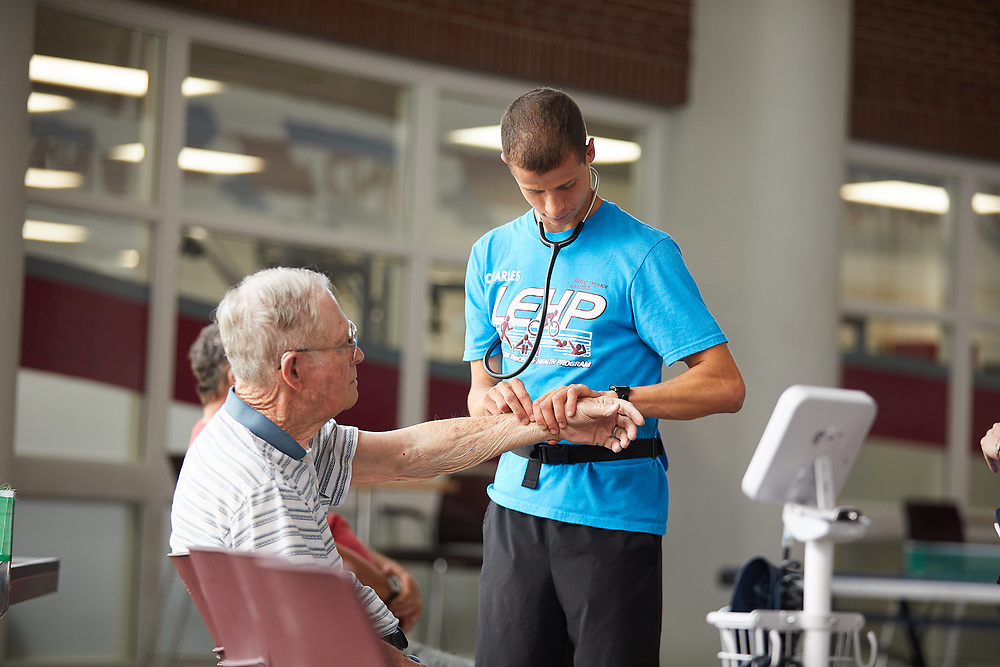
xmin=464 ymin=88 xmax=746 ymax=666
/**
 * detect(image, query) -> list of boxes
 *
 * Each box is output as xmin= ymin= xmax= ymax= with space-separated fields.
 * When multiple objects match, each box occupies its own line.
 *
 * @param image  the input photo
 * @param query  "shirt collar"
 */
xmin=223 ymin=387 xmax=307 ymax=460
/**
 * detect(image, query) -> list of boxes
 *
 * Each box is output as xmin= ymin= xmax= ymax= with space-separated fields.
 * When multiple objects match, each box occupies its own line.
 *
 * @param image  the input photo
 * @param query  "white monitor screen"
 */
xmin=741 ymin=385 xmax=877 ymax=507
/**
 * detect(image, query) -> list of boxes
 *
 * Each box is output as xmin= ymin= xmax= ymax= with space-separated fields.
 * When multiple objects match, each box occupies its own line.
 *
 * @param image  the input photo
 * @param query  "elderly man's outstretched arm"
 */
xmin=351 ymin=395 xmax=643 ymax=484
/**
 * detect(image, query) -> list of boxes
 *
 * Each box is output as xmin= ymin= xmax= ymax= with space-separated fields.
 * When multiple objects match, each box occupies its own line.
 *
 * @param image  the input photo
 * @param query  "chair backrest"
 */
xmin=168 ymin=551 xmax=222 ymax=650
xmin=186 ymin=547 xmax=268 ymax=667
xmin=904 ymin=500 xmax=964 ymax=543
xmin=252 ymin=558 xmax=391 ymax=667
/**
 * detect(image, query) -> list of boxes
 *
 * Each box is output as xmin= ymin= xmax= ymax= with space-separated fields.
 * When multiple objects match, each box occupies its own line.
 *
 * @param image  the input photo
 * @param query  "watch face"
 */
xmin=387 ymin=574 xmax=402 ymax=594
xmin=612 ymin=385 xmax=630 ymax=401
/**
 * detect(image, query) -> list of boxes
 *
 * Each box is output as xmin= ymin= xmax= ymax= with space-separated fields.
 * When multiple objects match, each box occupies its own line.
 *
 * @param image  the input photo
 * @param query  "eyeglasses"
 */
xmin=279 ymin=320 xmax=358 ymax=367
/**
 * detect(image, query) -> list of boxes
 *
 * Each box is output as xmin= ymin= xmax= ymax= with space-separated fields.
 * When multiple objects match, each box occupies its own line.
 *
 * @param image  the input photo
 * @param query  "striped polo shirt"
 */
xmin=169 ymin=388 xmax=398 ymax=637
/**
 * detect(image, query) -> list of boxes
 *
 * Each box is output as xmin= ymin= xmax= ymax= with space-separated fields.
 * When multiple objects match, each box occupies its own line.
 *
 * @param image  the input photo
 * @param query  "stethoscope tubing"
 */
xmin=483 ymin=167 xmax=599 ymax=381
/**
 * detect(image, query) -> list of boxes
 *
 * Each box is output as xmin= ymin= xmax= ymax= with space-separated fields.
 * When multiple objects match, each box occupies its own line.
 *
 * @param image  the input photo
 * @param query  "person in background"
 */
xmin=980 ymin=422 xmax=1000 ymax=473
xmin=187 ymin=322 xmax=234 ymax=446
xmin=464 ymin=88 xmax=745 ymax=666
xmin=172 ymin=266 xmax=643 ymax=666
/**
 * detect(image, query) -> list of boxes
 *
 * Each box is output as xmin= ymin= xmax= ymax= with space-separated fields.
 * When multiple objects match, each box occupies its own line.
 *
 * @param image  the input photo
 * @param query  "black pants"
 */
xmin=476 ymin=502 xmax=663 ymax=667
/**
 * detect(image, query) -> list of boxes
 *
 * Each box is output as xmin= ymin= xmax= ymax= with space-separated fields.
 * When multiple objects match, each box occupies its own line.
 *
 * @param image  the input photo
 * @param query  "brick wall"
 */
xmin=150 ymin=0 xmax=1000 ymax=161
xmin=851 ymin=0 xmax=1000 ymax=160
xmin=149 ymin=0 xmax=691 ymax=106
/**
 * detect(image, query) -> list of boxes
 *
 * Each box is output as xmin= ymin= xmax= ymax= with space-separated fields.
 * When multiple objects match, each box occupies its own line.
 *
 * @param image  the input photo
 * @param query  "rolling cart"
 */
xmin=707 ymin=386 xmax=880 ymax=667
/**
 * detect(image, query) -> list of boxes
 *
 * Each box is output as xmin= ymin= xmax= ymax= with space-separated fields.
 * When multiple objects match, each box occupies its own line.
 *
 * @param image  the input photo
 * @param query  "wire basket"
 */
xmin=706 ymin=607 xmax=877 ymax=667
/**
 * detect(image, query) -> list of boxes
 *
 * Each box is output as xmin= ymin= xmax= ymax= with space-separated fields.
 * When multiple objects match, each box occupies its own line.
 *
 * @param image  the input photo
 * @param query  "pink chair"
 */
xmin=186 ymin=547 xmax=269 ymax=667
xmin=247 ymin=556 xmax=391 ymax=667
xmin=168 ymin=551 xmax=224 ymax=661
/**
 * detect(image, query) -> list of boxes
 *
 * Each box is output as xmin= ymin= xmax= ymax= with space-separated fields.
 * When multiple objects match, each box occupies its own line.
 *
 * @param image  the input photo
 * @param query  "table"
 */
xmin=832 ymin=573 xmax=1000 ymax=667
xmin=7 ymin=557 xmax=60 ymax=605
xmin=833 ymin=573 xmax=1000 ymax=606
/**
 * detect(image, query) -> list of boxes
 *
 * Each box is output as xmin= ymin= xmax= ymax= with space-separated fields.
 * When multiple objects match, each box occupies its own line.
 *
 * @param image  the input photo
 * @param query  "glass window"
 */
xmin=840 ymin=167 xmax=953 ymax=310
xmin=174 ymin=229 xmax=406 ymax=435
xmin=840 ymin=316 xmax=949 ymax=448
xmin=435 ymin=94 xmax=525 ymax=252
xmin=28 ymin=8 xmax=161 ymax=202
xmin=974 ymin=181 xmax=1000 ymax=316
xmin=434 ymin=93 xmax=644 ymax=252
xmin=17 ymin=206 xmax=152 ymax=462
xmin=970 ymin=328 xmax=1000 ymax=506
xmin=182 ymin=44 xmax=409 ymax=239
xmin=839 ymin=315 xmax=952 ymax=503
xmin=4 ymin=499 xmax=134 ymax=662
xmin=586 ymin=119 xmax=643 ymax=218
xmin=426 ymin=262 xmax=469 ymax=420
xmin=840 ymin=440 xmax=948 ymax=504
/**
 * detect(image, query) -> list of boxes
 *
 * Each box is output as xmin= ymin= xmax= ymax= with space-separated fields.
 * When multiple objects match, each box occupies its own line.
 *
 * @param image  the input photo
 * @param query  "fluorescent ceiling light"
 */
xmin=29 ymin=54 xmax=149 ymax=97
xmin=972 ymin=193 xmax=1000 ymax=215
xmin=592 ymin=137 xmax=642 ymax=164
xmin=182 ymin=77 xmax=225 ymax=97
xmin=27 ymin=92 xmax=75 ymax=113
xmin=23 ymin=219 xmax=89 ymax=243
xmin=840 ymin=180 xmax=950 ymax=214
xmin=25 ymin=168 xmax=83 ymax=189
xmin=118 ymin=249 xmax=141 ymax=269
xmin=446 ymin=125 xmax=642 ymax=164
xmin=109 ymin=143 xmax=146 ymax=163
xmin=179 ymin=147 xmax=265 ymax=174
xmin=447 ymin=126 xmax=501 ymax=152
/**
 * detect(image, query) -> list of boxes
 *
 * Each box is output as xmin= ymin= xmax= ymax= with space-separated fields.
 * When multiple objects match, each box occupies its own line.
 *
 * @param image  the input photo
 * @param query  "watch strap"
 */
xmin=609 ymin=384 xmax=630 ymax=401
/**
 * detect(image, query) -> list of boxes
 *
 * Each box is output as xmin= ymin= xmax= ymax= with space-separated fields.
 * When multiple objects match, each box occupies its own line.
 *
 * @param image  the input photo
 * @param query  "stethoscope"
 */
xmin=484 ymin=166 xmax=600 ymax=380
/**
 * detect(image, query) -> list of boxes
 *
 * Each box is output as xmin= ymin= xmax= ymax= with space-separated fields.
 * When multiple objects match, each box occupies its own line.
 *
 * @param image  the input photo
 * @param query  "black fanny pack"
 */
xmin=511 ymin=436 xmax=664 ymax=489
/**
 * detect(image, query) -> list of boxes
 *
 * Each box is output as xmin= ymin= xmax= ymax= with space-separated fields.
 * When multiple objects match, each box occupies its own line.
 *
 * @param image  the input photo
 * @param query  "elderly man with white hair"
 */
xmin=170 ymin=266 xmax=642 ymax=666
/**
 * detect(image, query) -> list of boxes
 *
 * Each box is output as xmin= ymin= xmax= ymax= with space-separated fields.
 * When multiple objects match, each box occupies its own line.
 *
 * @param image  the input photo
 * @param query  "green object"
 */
xmin=0 ymin=484 xmax=14 ymax=562
xmin=904 ymin=541 xmax=1000 ymax=582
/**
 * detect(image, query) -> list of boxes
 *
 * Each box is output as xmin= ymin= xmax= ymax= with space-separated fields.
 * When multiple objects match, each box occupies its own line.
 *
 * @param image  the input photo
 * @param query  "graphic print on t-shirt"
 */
xmin=490 ymin=281 xmax=606 ymax=369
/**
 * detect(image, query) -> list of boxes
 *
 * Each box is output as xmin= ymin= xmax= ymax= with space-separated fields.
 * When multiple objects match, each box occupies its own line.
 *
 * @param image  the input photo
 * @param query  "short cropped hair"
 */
xmin=216 ymin=267 xmax=335 ymax=388
xmin=500 ymin=87 xmax=588 ymax=174
xmin=188 ymin=322 xmax=230 ymax=405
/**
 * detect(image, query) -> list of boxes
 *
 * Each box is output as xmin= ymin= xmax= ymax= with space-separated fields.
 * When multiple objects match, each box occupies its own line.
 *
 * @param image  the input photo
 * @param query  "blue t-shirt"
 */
xmin=464 ymin=201 xmax=727 ymax=534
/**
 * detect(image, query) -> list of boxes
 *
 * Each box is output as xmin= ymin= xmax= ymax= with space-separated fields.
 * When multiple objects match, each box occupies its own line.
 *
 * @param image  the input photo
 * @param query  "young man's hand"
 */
xmin=479 ymin=377 xmax=535 ymax=425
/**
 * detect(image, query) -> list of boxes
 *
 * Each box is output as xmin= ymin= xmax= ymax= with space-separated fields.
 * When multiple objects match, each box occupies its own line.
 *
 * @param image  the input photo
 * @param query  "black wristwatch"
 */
xmin=382 ymin=627 xmax=409 ymax=650
xmin=386 ymin=574 xmax=403 ymax=603
xmin=610 ymin=384 xmax=630 ymax=401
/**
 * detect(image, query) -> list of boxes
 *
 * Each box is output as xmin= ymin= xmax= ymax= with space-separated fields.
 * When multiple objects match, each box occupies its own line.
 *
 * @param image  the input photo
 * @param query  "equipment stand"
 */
xmin=782 ymin=457 xmax=869 ymax=667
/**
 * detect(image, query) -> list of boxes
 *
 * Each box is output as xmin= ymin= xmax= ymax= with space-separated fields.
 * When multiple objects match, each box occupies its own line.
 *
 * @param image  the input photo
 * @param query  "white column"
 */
xmin=660 ymin=1 xmax=853 ymax=664
xmin=0 ymin=0 xmax=33 ymax=478
xmin=0 ymin=0 xmax=33 ymax=653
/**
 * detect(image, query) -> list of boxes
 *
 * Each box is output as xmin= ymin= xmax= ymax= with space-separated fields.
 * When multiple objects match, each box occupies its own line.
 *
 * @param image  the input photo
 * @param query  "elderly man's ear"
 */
xmin=278 ymin=354 xmax=304 ymax=387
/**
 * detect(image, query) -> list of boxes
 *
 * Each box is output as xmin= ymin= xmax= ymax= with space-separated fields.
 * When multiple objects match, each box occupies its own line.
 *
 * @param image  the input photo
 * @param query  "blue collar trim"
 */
xmin=223 ymin=388 xmax=307 ymax=460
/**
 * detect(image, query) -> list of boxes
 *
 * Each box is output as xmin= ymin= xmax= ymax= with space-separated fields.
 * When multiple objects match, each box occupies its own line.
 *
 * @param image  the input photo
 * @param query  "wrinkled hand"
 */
xmin=532 ymin=384 xmax=603 ymax=436
xmin=981 ymin=422 xmax=1000 ymax=473
xmin=560 ymin=395 xmax=645 ymax=452
xmin=480 ymin=378 xmax=534 ymax=425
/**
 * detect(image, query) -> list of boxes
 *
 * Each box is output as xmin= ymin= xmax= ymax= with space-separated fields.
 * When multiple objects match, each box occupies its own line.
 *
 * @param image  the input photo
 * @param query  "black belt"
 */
xmin=511 ymin=437 xmax=664 ymax=489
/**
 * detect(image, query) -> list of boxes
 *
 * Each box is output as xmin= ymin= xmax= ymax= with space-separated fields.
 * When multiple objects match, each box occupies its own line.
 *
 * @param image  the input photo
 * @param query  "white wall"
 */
xmin=659 ymin=2 xmax=852 ymax=663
